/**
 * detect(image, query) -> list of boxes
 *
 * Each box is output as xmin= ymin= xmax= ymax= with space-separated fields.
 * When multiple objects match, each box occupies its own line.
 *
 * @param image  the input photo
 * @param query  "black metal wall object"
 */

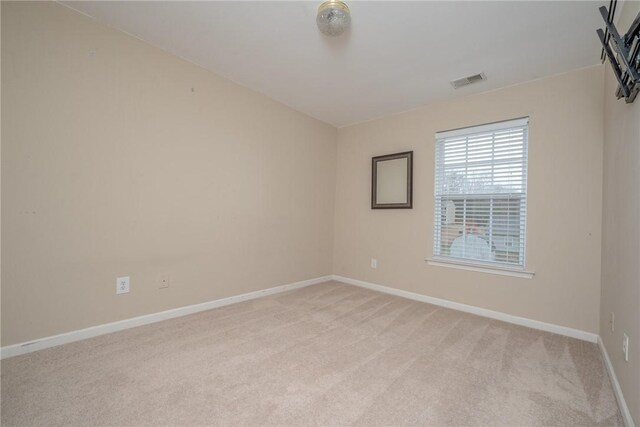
xmin=597 ymin=3 xmax=640 ymax=103
xmin=600 ymin=0 xmax=617 ymax=62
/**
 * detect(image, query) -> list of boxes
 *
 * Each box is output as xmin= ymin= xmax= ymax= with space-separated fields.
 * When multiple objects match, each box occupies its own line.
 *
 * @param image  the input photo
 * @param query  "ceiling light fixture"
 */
xmin=316 ymin=0 xmax=351 ymax=37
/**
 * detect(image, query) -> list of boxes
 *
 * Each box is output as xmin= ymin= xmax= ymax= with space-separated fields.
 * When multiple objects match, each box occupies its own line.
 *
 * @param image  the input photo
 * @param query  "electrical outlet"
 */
xmin=611 ymin=312 xmax=615 ymax=332
xmin=623 ymin=333 xmax=629 ymax=362
xmin=158 ymin=273 xmax=170 ymax=289
xmin=116 ymin=276 xmax=130 ymax=294
xmin=371 ymin=258 xmax=378 ymax=269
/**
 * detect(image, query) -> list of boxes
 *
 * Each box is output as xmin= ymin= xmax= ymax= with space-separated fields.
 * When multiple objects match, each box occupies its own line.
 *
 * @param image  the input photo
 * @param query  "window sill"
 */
xmin=425 ymin=258 xmax=535 ymax=279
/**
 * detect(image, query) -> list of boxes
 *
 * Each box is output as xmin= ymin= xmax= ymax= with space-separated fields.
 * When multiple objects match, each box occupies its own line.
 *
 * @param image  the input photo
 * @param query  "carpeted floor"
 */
xmin=1 ymin=281 xmax=623 ymax=426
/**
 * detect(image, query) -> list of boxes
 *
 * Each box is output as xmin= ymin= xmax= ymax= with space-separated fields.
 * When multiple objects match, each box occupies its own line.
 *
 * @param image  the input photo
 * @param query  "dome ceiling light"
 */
xmin=316 ymin=1 xmax=351 ymax=37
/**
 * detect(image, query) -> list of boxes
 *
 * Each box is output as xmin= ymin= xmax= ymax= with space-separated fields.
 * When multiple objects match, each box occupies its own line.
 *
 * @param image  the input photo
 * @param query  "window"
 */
xmin=433 ymin=117 xmax=528 ymax=270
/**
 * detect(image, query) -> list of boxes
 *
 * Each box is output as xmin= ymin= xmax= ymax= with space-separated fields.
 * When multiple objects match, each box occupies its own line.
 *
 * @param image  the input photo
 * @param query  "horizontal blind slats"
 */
xmin=433 ymin=119 xmax=528 ymax=269
xmin=435 ymin=117 xmax=529 ymax=139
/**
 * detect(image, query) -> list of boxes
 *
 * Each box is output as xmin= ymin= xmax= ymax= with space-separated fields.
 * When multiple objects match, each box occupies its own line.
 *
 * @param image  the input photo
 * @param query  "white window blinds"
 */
xmin=433 ymin=117 xmax=529 ymax=269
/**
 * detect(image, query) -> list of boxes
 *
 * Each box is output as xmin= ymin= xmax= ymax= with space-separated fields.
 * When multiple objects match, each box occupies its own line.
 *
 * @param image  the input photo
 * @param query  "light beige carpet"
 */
xmin=1 ymin=281 xmax=623 ymax=426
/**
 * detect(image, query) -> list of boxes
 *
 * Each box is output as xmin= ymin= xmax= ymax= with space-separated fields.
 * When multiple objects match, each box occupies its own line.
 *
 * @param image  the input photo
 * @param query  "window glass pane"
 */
xmin=433 ymin=119 xmax=528 ymax=269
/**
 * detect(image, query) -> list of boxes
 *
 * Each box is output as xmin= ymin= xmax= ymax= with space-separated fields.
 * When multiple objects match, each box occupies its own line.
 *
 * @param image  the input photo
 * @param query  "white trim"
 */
xmin=598 ymin=336 xmax=636 ymax=427
xmin=435 ymin=116 xmax=529 ymax=139
xmin=426 ymin=258 xmax=535 ymax=279
xmin=0 ymin=275 xmax=332 ymax=360
xmin=1 ymin=274 xmax=601 ymax=360
xmin=331 ymin=275 xmax=597 ymax=343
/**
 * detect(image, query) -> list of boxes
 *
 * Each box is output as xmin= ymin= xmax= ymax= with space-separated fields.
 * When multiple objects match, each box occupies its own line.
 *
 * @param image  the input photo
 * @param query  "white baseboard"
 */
xmin=331 ymin=275 xmax=598 ymax=343
xmin=0 ymin=274 xmax=600 ymax=359
xmin=0 ymin=275 xmax=332 ymax=360
xmin=598 ymin=336 xmax=636 ymax=427
xmin=4 ymin=273 xmax=627 ymax=421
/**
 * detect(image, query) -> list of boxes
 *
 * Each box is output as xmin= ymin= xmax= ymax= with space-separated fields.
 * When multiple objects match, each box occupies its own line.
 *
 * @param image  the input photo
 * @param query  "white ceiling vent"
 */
xmin=450 ymin=72 xmax=487 ymax=89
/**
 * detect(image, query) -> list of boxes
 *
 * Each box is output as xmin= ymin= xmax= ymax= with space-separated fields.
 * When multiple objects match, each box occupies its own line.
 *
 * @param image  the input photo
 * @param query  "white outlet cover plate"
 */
xmin=611 ymin=312 xmax=615 ymax=332
xmin=158 ymin=273 xmax=170 ymax=289
xmin=117 ymin=276 xmax=130 ymax=294
xmin=623 ymin=333 xmax=629 ymax=362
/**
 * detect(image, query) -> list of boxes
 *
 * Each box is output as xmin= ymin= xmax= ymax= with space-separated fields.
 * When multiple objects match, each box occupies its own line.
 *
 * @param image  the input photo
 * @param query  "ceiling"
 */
xmin=61 ymin=1 xmax=607 ymax=127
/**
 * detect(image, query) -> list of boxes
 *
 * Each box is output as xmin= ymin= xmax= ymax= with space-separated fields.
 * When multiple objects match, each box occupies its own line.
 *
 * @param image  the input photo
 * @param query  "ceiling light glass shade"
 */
xmin=316 ymin=1 xmax=351 ymax=37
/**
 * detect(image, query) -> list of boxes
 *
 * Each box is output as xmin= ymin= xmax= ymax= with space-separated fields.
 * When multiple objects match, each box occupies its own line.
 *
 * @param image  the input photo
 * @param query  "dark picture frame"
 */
xmin=371 ymin=151 xmax=413 ymax=209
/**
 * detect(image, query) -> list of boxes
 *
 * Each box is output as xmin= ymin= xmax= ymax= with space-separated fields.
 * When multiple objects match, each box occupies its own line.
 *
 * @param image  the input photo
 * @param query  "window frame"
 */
xmin=431 ymin=117 xmax=530 ymax=273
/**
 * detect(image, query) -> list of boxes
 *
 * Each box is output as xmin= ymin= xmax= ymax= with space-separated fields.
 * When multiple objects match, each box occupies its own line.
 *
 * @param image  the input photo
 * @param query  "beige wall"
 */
xmin=0 ymin=1 xmax=626 ymax=368
xmin=334 ymin=65 xmax=605 ymax=334
xmin=1 ymin=2 xmax=337 ymax=346
xmin=600 ymin=1 xmax=640 ymax=422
